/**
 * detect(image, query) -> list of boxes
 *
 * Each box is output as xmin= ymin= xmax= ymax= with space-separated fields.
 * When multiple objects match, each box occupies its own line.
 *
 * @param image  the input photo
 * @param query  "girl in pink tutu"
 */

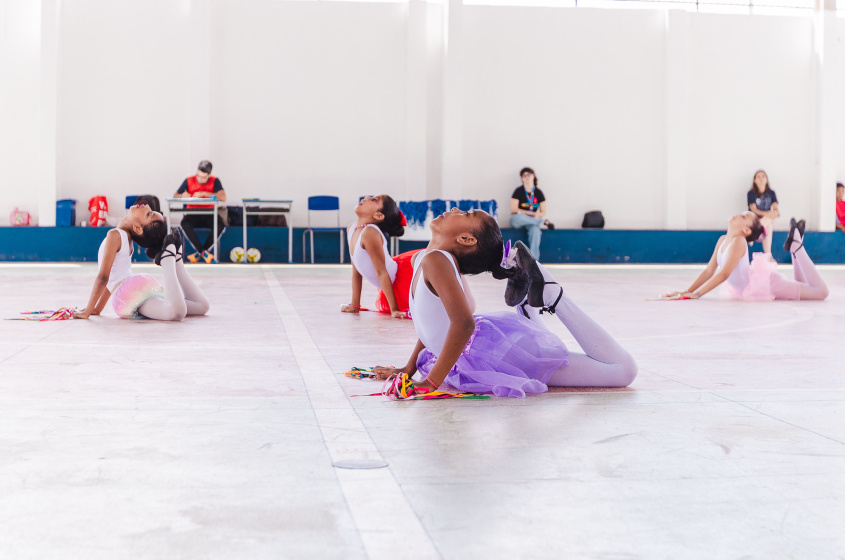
xmin=373 ymin=207 xmax=637 ymax=398
xmin=663 ymin=212 xmax=828 ymax=301
xmin=73 ymin=204 xmax=210 ymax=321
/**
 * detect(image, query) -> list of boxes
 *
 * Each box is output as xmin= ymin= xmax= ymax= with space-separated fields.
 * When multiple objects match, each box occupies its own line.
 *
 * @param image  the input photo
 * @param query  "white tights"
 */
xmin=137 ymin=246 xmax=210 ymax=321
xmin=770 ymin=234 xmax=829 ymax=301
xmin=519 ymin=285 xmax=637 ymax=388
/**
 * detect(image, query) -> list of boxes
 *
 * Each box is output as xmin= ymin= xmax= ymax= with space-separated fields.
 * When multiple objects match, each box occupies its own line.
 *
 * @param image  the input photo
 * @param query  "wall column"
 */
xmin=189 ymin=0 xmax=211 ymax=167
xmin=440 ymin=0 xmax=463 ymax=198
xmin=813 ymin=0 xmax=837 ymax=231
xmin=39 ymin=0 xmax=60 ymax=226
xmin=405 ymin=0 xmax=428 ymax=200
xmin=663 ymin=11 xmax=691 ymax=230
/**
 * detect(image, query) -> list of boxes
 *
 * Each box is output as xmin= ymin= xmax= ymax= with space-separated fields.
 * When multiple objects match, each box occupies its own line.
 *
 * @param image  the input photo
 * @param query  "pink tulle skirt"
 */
xmin=111 ymin=274 xmax=165 ymax=318
xmin=721 ymin=253 xmax=777 ymax=301
xmin=416 ymin=312 xmax=569 ymax=398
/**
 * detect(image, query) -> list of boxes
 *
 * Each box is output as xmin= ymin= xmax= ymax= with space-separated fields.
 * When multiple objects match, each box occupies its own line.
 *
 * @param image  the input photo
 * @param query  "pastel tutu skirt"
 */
xmin=111 ymin=274 xmax=165 ymax=318
xmin=416 ymin=311 xmax=569 ymax=398
xmin=721 ymin=253 xmax=777 ymax=301
xmin=375 ymin=249 xmax=423 ymax=313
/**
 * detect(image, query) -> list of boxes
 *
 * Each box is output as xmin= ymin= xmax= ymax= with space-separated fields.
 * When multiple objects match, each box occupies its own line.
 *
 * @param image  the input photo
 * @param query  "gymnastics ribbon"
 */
xmin=346 ymin=370 xmax=490 ymax=400
xmin=9 ymin=308 xmax=77 ymax=321
xmin=342 ymin=367 xmax=378 ymax=379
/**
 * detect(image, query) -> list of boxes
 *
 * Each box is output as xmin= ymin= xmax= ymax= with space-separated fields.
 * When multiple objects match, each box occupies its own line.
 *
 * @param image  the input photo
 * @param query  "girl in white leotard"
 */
xmin=73 ymin=204 xmax=210 ymax=321
xmin=664 ymin=212 xmax=828 ymax=301
xmin=372 ymin=207 xmax=637 ymax=398
xmin=342 ymin=194 xmax=422 ymax=319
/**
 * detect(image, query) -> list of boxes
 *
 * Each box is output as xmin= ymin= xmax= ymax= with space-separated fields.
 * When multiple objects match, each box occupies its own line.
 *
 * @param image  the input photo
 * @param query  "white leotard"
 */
xmin=408 ymin=250 xmax=467 ymax=357
xmin=348 ymin=224 xmax=397 ymax=288
xmin=716 ymin=237 xmax=750 ymax=293
xmin=97 ymin=228 xmax=133 ymax=292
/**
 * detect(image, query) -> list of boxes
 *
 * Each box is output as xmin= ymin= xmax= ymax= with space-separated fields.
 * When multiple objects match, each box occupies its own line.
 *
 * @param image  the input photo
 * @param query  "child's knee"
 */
xmin=616 ymin=355 xmax=638 ymax=387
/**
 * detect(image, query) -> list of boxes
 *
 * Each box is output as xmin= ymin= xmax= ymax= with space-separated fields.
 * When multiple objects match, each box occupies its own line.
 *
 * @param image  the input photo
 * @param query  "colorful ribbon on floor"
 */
xmin=345 ymin=368 xmax=489 ymax=400
xmin=645 ymin=294 xmax=692 ymax=301
xmin=343 ymin=367 xmax=378 ymax=379
xmin=9 ymin=308 xmax=77 ymax=321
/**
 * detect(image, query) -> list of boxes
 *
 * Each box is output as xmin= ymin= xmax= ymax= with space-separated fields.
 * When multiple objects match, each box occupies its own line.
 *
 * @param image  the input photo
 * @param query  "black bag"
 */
xmin=581 ymin=211 xmax=605 ymax=229
xmin=257 ymin=213 xmax=287 ymax=227
xmin=227 ymin=206 xmax=243 ymax=227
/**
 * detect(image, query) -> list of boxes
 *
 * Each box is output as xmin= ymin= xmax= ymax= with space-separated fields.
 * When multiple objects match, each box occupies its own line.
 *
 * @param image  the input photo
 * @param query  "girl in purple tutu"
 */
xmin=662 ymin=212 xmax=828 ymax=301
xmin=73 ymin=204 xmax=210 ymax=321
xmin=373 ymin=207 xmax=637 ymax=398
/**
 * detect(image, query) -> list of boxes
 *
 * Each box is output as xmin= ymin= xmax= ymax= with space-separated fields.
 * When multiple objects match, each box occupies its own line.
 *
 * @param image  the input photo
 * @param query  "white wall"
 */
xmin=0 ymin=0 xmax=42 ymax=223
xmin=461 ymin=6 xmax=666 ymax=229
xmin=684 ymin=14 xmax=814 ymax=230
xmin=2 ymin=0 xmax=845 ymax=231
xmin=56 ymin=0 xmax=192 ymax=220
xmin=210 ymin=0 xmax=408 ymax=224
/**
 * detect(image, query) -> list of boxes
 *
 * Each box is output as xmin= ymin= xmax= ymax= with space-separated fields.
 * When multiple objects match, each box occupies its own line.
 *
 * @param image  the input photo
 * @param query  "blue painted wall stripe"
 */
xmin=1 ymin=227 xmax=844 ymax=264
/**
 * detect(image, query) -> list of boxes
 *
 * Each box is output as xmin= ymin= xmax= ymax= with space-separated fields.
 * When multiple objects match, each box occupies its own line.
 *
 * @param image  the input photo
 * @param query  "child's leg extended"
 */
xmin=775 ymin=231 xmax=829 ymax=301
xmin=175 ymin=255 xmax=210 ymax=315
xmin=532 ymin=264 xmax=637 ymax=387
xmin=137 ymin=245 xmax=187 ymax=321
xmin=547 ymin=292 xmax=637 ymax=387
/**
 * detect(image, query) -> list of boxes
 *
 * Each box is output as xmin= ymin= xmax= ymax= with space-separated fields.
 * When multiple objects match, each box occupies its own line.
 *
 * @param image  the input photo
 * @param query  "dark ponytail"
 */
xmin=453 ymin=212 xmax=516 ymax=279
xmin=130 ymin=219 xmax=168 ymax=259
xmin=375 ymin=195 xmax=405 ymax=238
xmin=745 ymin=214 xmax=765 ymax=244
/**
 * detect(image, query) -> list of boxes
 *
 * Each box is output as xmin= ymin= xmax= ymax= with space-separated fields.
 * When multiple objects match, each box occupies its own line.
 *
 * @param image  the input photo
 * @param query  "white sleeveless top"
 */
xmin=98 ymin=228 xmax=133 ymax=292
xmin=716 ymin=237 xmax=750 ymax=292
xmin=347 ymin=224 xmax=397 ymax=288
xmin=408 ymin=250 xmax=467 ymax=357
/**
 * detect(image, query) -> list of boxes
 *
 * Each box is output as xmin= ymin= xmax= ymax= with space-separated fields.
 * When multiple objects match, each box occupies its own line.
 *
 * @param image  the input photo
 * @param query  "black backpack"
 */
xmin=581 ymin=211 xmax=605 ymax=229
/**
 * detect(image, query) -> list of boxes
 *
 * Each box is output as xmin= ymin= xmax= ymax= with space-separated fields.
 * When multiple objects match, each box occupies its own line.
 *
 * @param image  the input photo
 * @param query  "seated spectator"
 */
xmin=747 ymin=169 xmax=779 ymax=255
xmin=837 ymin=183 xmax=845 ymax=232
xmin=174 ymin=160 xmax=227 ymax=263
xmin=510 ymin=167 xmax=553 ymax=260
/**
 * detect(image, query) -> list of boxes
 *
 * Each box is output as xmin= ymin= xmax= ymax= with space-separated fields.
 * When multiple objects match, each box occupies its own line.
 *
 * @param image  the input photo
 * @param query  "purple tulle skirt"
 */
xmin=416 ymin=312 xmax=569 ymax=398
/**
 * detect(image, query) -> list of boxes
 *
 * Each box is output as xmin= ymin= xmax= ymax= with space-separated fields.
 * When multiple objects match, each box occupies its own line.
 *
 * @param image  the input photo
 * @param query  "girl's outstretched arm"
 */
xmin=414 ymin=252 xmax=475 ymax=389
xmin=361 ymin=227 xmax=404 ymax=318
xmin=74 ymin=229 xmax=120 ymax=319
xmin=685 ymin=236 xmax=746 ymax=298
xmin=663 ymin=236 xmax=722 ymax=298
xmin=341 ymin=265 xmax=363 ymax=313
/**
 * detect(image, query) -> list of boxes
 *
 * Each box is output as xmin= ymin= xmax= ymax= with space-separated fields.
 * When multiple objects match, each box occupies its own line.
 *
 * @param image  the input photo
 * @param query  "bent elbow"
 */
xmin=460 ymin=317 xmax=476 ymax=338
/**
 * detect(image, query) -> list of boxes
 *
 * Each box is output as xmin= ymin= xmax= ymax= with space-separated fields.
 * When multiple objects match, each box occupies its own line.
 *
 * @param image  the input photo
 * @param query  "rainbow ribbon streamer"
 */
xmin=346 ymin=369 xmax=489 ymax=400
xmin=343 ymin=367 xmax=378 ymax=379
xmin=9 ymin=308 xmax=77 ymax=321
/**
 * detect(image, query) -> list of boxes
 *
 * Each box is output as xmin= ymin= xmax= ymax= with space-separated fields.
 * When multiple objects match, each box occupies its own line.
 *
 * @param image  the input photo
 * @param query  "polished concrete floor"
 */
xmin=1 ymin=262 xmax=844 ymax=559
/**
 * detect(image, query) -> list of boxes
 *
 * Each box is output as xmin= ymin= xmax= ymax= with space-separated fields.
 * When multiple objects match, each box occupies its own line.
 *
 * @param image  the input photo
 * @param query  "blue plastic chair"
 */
xmin=303 ymin=195 xmax=344 ymax=263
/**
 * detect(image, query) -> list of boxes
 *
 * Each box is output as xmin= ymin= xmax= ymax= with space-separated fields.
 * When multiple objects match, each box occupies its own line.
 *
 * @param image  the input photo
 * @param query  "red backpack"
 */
xmin=88 ymin=196 xmax=109 ymax=227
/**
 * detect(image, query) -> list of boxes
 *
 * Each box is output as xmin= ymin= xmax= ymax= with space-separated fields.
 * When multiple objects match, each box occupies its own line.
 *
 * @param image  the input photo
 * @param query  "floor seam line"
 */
xmin=711 ymin=392 xmax=845 ymax=447
xmin=261 ymin=267 xmax=441 ymax=560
